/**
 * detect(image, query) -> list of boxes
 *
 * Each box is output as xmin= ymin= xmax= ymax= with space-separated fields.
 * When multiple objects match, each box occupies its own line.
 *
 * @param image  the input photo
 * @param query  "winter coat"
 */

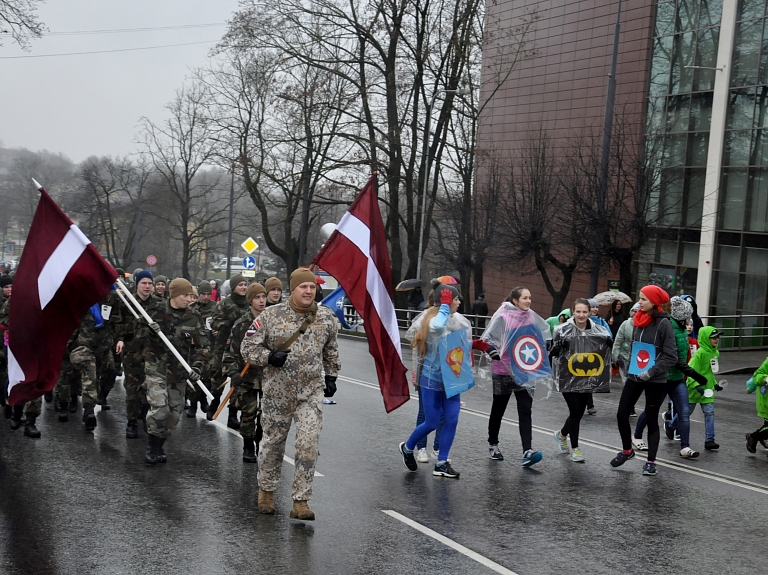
xmin=749 ymin=357 xmax=768 ymax=420
xmin=605 ymin=310 xmax=626 ymax=339
xmin=591 ymin=314 xmax=613 ymax=339
xmin=686 ymin=325 xmax=720 ymax=404
xmin=627 ymin=312 xmax=678 ymax=385
xmin=667 ymin=317 xmax=690 ymax=382
xmin=611 ymin=318 xmax=633 ymax=363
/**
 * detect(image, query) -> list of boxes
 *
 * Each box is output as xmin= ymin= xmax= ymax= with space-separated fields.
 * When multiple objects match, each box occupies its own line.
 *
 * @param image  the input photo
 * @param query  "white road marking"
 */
xmin=338 ymin=375 xmax=768 ymax=495
xmin=382 ymin=510 xmax=520 ymax=575
xmin=195 ymin=411 xmax=323 ymax=476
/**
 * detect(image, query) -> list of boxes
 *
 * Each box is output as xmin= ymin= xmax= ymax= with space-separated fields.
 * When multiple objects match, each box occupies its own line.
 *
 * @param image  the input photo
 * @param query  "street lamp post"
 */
xmin=416 ymin=88 xmax=467 ymax=280
xmin=226 ymin=167 xmax=234 ymax=280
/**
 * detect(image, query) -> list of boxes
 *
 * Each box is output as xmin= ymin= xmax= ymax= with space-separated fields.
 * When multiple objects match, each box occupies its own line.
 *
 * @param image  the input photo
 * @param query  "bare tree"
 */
xmin=0 ymin=0 xmax=45 ymax=50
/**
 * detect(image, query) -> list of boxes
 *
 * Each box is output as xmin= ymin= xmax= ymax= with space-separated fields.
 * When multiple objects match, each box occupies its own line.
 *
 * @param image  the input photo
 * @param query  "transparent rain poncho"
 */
xmin=479 ymin=302 xmax=554 ymax=396
xmin=406 ymin=306 xmax=473 ymax=391
xmin=551 ymin=319 xmax=613 ymax=393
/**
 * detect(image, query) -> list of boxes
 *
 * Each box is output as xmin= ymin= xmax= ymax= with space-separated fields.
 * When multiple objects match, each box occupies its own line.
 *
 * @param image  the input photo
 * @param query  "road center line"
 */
xmin=382 ymin=510 xmax=520 ymax=575
xmin=339 ymin=375 xmax=768 ymax=495
xmin=195 ymin=411 xmax=323 ymax=476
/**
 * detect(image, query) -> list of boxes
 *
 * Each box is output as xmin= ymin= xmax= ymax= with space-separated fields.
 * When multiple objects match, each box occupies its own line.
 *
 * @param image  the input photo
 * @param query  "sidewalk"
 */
xmin=718 ymin=350 xmax=767 ymax=374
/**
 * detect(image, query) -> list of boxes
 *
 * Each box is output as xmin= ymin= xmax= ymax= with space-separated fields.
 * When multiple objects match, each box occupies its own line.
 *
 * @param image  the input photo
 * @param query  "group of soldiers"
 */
xmin=0 ymin=266 xmax=341 ymax=520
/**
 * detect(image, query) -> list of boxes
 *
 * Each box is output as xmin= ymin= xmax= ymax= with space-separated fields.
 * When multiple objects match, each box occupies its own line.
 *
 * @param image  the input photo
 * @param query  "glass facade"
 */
xmin=644 ymin=0 xmax=768 ymax=343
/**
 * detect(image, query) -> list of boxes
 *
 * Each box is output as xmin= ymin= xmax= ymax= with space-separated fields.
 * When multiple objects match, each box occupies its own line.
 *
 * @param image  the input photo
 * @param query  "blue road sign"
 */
xmin=243 ymin=256 xmax=256 ymax=269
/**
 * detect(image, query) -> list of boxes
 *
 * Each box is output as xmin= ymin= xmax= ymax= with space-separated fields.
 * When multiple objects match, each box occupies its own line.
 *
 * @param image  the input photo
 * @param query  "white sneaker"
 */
xmin=416 ymin=448 xmax=430 ymax=463
xmin=570 ymin=448 xmax=585 ymax=462
xmin=431 ymin=449 xmax=439 ymax=459
xmin=632 ymin=437 xmax=648 ymax=451
xmin=680 ymin=447 xmax=699 ymax=459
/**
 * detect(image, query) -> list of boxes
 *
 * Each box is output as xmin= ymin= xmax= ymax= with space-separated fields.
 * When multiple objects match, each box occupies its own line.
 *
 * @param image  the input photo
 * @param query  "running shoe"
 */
xmin=664 ymin=415 xmax=675 ymax=440
xmin=553 ymin=430 xmax=569 ymax=454
xmin=570 ymin=448 xmax=585 ymax=463
xmin=522 ymin=449 xmax=542 ymax=467
xmin=631 ymin=437 xmax=648 ymax=451
xmin=416 ymin=447 xmax=430 ymax=463
xmin=587 ymin=407 xmax=597 ymax=416
xmin=431 ymin=448 xmax=439 ymax=459
xmin=760 ymin=439 xmax=768 ymax=450
xmin=433 ymin=461 xmax=460 ymax=478
xmin=642 ymin=461 xmax=658 ymax=476
xmin=489 ymin=445 xmax=504 ymax=461
xmin=610 ymin=450 xmax=635 ymax=467
xmin=704 ymin=440 xmax=720 ymax=450
xmin=399 ymin=442 xmax=418 ymax=471
xmin=674 ymin=433 xmax=681 ymax=441
xmin=629 ymin=410 xmax=637 ymax=418
xmin=746 ymin=434 xmax=757 ymax=454
xmin=680 ymin=447 xmax=699 ymax=459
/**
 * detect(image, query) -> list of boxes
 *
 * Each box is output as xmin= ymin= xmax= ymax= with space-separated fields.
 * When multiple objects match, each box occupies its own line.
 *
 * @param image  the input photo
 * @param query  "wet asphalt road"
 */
xmin=1 ymin=336 xmax=767 ymax=575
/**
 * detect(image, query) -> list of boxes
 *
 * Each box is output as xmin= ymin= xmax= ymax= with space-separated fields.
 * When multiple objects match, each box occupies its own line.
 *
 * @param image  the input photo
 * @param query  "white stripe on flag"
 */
xmin=37 ymin=225 xmax=90 ymax=309
xmin=336 ymin=213 xmax=402 ymax=359
xmin=6 ymin=346 xmax=25 ymax=395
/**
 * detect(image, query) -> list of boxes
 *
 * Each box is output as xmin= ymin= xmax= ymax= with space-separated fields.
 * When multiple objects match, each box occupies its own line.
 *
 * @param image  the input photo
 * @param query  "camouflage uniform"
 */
xmin=241 ymin=303 xmax=340 ymax=501
xmin=138 ymin=300 xmax=209 ymax=438
xmin=223 ymin=310 xmax=263 ymax=441
xmin=53 ymin=330 xmax=80 ymax=409
xmin=188 ymin=297 xmax=216 ymax=408
xmin=70 ymin=302 xmax=115 ymax=409
xmin=117 ymin=292 xmax=163 ymax=424
xmin=0 ymin=292 xmax=8 ymax=409
xmin=0 ymin=297 xmax=42 ymax=421
xmin=209 ymin=293 xmax=248 ymax=402
xmin=104 ymin=289 xmax=126 ymax=377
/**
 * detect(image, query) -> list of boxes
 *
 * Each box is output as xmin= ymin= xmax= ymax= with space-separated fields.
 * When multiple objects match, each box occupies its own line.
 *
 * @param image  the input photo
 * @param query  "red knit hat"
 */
xmin=640 ymin=285 xmax=669 ymax=308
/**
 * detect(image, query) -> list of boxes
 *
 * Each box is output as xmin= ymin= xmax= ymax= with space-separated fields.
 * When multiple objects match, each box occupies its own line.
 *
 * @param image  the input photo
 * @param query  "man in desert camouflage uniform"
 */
xmin=241 ymin=268 xmax=339 ymax=521
xmin=187 ymin=281 xmax=216 ymax=417
xmin=223 ymin=282 xmax=266 ymax=462
xmin=116 ymin=270 xmax=163 ymax=438
xmin=207 ymin=273 xmax=248 ymax=424
xmin=138 ymin=278 xmax=209 ymax=465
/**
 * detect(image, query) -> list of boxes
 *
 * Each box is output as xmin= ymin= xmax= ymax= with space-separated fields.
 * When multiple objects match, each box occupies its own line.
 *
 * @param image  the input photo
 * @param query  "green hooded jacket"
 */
xmin=749 ymin=356 xmax=768 ymax=420
xmin=667 ymin=317 xmax=690 ymax=382
xmin=545 ymin=309 xmax=571 ymax=337
xmin=686 ymin=325 xmax=720 ymax=404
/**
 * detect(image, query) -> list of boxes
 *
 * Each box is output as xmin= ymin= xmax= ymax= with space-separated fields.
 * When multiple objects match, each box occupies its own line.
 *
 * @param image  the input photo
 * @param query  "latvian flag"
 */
xmin=313 ymin=175 xmax=409 ymax=413
xmin=6 ymin=182 xmax=116 ymax=405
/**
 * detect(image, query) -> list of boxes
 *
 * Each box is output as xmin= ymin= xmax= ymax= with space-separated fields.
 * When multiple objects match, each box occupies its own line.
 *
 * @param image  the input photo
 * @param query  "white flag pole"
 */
xmin=116 ymin=279 xmax=213 ymax=402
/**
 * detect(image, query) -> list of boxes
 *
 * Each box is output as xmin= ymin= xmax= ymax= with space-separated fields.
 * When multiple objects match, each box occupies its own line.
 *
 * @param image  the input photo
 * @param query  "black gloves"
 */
xmin=188 ymin=367 xmax=201 ymax=382
xmin=714 ymin=383 xmax=723 ymax=392
xmin=324 ymin=375 xmax=337 ymax=397
xmin=268 ymin=350 xmax=291 ymax=367
xmin=230 ymin=373 xmax=241 ymax=388
xmin=695 ymin=385 xmax=706 ymax=396
xmin=487 ymin=345 xmax=501 ymax=361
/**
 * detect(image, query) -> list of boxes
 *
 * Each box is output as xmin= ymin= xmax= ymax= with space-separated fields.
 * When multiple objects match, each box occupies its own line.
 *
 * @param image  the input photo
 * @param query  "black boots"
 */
xmin=243 ymin=436 xmax=258 ymax=463
xmin=9 ymin=405 xmax=23 ymax=430
xmin=157 ymin=438 xmax=167 ymax=463
xmin=24 ymin=415 xmax=41 ymax=438
xmin=186 ymin=400 xmax=197 ymax=418
xmin=43 ymin=391 xmax=53 ymax=403
xmin=97 ymin=388 xmax=110 ymax=410
xmin=126 ymin=419 xmax=139 ymax=438
xmin=227 ymin=407 xmax=240 ymax=430
xmin=68 ymin=396 xmax=78 ymax=413
xmin=82 ymin=405 xmax=97 ymax=431
xmin=206 ymin=398 xmax=220 ymax=421
xmin=145 ymin=435 xmax=159 ymax=465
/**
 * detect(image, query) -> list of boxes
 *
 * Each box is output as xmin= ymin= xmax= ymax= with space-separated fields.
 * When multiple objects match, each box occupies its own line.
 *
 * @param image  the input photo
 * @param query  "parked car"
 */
xmin=213 ymin=257 xmax=247 ymax=272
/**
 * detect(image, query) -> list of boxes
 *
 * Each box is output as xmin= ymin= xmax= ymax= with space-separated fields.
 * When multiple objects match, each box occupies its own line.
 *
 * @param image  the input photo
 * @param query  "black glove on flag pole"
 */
xmin=6 ymin=180 xmax=117 ymax=405
xmin=312 ymin=175 xmax=409 ymax=413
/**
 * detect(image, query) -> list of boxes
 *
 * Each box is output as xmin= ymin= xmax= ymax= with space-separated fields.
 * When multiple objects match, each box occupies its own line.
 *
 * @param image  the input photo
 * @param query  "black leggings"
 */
xmin=560 ymin=392 xmax=590 ymax=448
xmin=487 ymin=390 xmax=533 ymax=451
xmin=617 ymin=379 xmax=667 ymax=460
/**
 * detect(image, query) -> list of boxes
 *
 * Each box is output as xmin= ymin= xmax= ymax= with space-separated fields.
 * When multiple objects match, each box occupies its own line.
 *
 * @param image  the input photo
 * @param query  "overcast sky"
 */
xmin=0 ymin=0 xmax=239 ymax=163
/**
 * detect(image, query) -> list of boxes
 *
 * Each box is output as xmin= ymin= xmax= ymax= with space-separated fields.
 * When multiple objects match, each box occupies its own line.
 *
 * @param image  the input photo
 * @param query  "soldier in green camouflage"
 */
xmin=187 ymin=281 xmax=216 ymax=417
xmin=241 ymin=268 xmax=340 ymax=521
xmin=53 ymin=329 xmax=80 ymax=422
xmin=116 ymin=270 xmax=163 ymax=438
xmin=223 ymin=282 xmax=266 ymax=462
xmin=70 ymin=296 xmax=116 ymax=431
xmin=154 ymin=275 xmax=169 ymax=299
xmin=138 ymin=278 xmax=209 ymax=464
xmin=207 ymin=273 xmax=248 ymax=422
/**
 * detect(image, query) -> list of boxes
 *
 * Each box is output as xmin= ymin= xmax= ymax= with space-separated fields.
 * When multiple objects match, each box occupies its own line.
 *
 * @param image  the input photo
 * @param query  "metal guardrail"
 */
xmin=342 ymin=307 xmax=768 ymax=351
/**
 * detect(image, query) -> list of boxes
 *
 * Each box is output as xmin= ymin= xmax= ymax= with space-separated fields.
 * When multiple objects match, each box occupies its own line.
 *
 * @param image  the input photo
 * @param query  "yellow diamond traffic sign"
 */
xmin=241 ymin=237 xmax=258 ymax=254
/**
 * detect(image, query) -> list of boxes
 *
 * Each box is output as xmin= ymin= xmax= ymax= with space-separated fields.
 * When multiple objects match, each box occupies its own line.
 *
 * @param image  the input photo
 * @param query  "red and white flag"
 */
xmin=6 ymin=182 xmax=116 ymax=405
xmin=313 ymin=176 xmax=409 ymax=412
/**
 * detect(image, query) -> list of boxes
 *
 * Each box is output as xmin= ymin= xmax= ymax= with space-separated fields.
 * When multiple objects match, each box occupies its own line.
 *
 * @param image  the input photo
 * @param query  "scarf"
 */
xmin=633 ymin=308 xmax=655 ymax=328
xmin=289 ymin=296 xmax=318 ymax=316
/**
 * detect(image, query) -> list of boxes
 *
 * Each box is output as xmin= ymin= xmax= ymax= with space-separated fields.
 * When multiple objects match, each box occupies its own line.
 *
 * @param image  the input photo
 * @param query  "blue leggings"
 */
xmin=415 ymin=386 xmax=444 ymax=450
xmin=406 ymin=387 xmax=461 ymax=461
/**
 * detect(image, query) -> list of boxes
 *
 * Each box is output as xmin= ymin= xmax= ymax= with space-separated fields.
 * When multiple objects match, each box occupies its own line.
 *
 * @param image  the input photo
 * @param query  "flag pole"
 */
xmin=116 ymin=279 xmax=213 ymax=401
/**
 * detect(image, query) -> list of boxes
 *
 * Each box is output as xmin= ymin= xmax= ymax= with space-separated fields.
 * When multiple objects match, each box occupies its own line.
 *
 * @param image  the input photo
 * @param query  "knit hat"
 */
xmin=630 ymin=302 xmax=641 ymax=314
xmin=430 ymin=278 xmax=459 ymax=304
xmin=230 ymin=273 xmax=246 ymax=288
xmin=246 ymin=282 xmax=266 ymax=303
xmin=640 ymin=285 xmax=670 ymax=308
xmin=135 ymin=270 xmax=153 ymax=284
xmin=290 ymin=268 xmax=317 ymax=292
xmin=154 ymin=275 xmax=168 ymax=285
xmin=670 ymin=296 xmax=693 ymax=321
xmin=587 ymin=298 xmax=599 ymax=308
xmin=197 ymin=281 xmax=212 ymax=295
xmin=169 ymin=278 xmax=194 ymax=298
xmin=115 ymin=268 xmax=125 ymax=278
xmin=264 ymin=277 xmax=283 ymax=293
xmin=0 ymin=275 xmax=12 ymax=288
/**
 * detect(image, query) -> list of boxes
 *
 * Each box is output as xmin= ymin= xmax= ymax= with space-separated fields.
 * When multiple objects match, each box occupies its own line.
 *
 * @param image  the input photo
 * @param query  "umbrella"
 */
xmin=593 ymin=290 xmax=632 ymax=306
xmin=396 ymin=278 xmax=426 ymax=292
xmin=436 ymin=275 xmax=459 ymax=285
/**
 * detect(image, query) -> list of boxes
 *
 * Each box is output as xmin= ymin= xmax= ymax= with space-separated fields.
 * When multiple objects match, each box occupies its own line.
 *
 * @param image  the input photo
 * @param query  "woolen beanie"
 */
xmin=197 ymin=281 xmax=212 ymax=294
xmin=433 ymin=283 xmax=459 ymax=304
xmin=115 ymin=268 xmax=125 ymax=278
xmin=264 ymin=277 xmax=283 ymax=292
xmin=640 ymin=285 xmax=670 ymax=308
xmin=246 ymin=282 xmax=266 ymax=303
xmin=670 ymin=296 xmax=693 ymax=321
xmin=154 ymin=275 xmax=168 ymax=285
xmin=587 ymin=298 xmax=599 ymax=308
xmin=169 ymin=278 xmax=194 ymax=298
xmin=290 ymin=268 xmax=317 ymax=292
xmin=135 ymin=270 xmax=153 ymax=284
xmin=0 ymin=275 xmax=12 ymax=288
xmin=230 ymin=273 xmax=246 ymax=288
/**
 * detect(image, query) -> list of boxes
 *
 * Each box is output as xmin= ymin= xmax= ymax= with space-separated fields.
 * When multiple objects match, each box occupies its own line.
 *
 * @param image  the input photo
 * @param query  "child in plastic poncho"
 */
xmin=480 ymin=287 xmax=552 ymax=467
xmin=400 ymin=284 xmax=472 ymax=479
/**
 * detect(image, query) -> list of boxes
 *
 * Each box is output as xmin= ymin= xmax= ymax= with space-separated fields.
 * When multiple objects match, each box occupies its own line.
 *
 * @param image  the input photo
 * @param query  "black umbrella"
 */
xmin=395 ymin=279 xmax=427 ymax=292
